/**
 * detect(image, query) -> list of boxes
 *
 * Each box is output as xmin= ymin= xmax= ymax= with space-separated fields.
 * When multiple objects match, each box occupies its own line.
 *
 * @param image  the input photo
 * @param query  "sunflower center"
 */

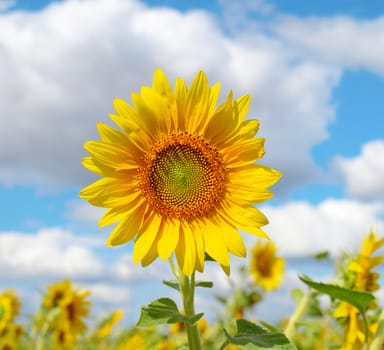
xmin=139 ymin=133 xmax=226 ymax=220
xmin=256 ymin=253 xmax=273 ymax=277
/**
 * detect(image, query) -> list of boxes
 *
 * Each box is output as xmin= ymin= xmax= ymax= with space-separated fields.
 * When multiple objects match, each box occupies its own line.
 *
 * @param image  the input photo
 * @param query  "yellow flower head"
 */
xmin=80 ymin=69 xmax=281 ymax=276
xmin=95 ymin=309 xmax=124 ymax=339
xmin=0 ymin=290 xmax=21 ymax=332
xmin=348 ymin=230 xmax=384 ymax=292
xmin=156 ymin=338 xmax=178 ymax=350
xmin=43 ymin=280 xmax=91 ymax=335
xmin=117 ymin=331 xmax=146 ymax=350
xmin=250 ymin=239 xmax=285 ymax=291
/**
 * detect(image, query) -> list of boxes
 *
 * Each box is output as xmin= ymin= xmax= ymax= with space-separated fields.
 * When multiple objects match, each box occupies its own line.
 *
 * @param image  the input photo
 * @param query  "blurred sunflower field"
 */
xmin=1 ymin=231 xmax=384 ymax=350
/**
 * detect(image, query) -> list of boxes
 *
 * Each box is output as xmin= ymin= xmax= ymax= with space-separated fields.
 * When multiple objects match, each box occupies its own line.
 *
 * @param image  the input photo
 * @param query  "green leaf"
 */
xmin=259 ymin=320 xmax=281 ymax=333
xmin=223 ymin=319 xmax=297 ymax=349
xmin=162 ymin=280 xmax=180 ymax=291
xmin=195 ymin=281 xmax=213 ymax=288
xmin=313 ymin=251 xmax=329 ymax=260
xmin=136 ymin=298 xmax=181 ymax=327
xmin=299 ymin=276 xmax=375 ymax=313
xmin=188 ymin=312 xmax=204 ymax=326
xmin=291 ymin=288 xmax=304 ymax=305
xmin=300 ymin=275 xmax=376 ymax=343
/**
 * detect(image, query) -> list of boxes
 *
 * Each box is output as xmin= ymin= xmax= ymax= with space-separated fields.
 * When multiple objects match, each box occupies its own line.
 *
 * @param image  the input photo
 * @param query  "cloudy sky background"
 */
xmin=0 ymin=0 xmax=383 ymax=324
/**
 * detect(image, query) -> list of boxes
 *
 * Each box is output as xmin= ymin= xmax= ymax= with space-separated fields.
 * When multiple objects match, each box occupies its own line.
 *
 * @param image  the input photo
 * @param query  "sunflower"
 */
xmin=117 ymin=331 xmax=146 ymax=350
xmin=333 ymin=231 xmax=384 ymax=349
xmin=250 ymin=239 xmax=285 ymax=291
xmin=43 ymin=280 xmax=90 ymax=337
xmin=80 ymin=69 xmax=281 ymax=276
xmin=348 ymin=230 xmax=384 ymax=292
xmin=95 ymin=309 xmax=124 ymax=339
xmin=0 ymin=290 xmax=21 ymax=333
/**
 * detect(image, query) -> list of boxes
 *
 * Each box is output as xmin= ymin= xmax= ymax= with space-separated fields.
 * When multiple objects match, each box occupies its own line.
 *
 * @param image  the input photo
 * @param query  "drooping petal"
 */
xmin=157 ymin=219 xmax=180 ymax=261
xmin=106 ymin=203 xmax=147 ymax=246
xmin=219 ymin=201 xmax=269 ymax=238
xmin=133 ymin=213 xmax=162 ymax=264
xmin=201 ymin=218 xmax=230 ymax=267
xmin=190 ymin=221 xmax=205 ymax=272
xmin=179 ymin=223 xmax=197 ymax=276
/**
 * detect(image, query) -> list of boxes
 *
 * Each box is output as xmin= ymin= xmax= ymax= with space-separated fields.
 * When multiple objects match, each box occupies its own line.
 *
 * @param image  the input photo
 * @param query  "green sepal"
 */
xmin=195 ymin=281 xmax=213 ymax=288
xmin=136 ymin=298 xmax=181 ymax=327
xmin=162 ymin=280 xmax=180 ymax=291
xmin=223 ymin=319 xmax=297 ymax=349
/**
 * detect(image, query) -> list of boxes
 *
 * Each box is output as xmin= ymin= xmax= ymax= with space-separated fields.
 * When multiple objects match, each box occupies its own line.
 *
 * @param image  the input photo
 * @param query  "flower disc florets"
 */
xmin=138 ymin=132 xmax=226 ymax=220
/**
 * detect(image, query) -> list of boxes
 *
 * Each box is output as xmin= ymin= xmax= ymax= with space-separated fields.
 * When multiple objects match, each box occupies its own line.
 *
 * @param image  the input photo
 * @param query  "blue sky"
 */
xmin=0 ymin=0 xmax=383 ymax=325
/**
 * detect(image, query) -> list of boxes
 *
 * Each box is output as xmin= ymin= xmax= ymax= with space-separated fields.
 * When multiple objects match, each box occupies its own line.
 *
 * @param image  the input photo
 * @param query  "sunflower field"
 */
xmin=1 ymin=231 xmax=384 ymax=350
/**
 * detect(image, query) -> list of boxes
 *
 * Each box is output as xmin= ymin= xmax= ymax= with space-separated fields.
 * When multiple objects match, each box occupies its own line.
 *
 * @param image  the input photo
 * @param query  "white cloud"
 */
xmin=261 ymin=198 xmax=384 ymax=256
xmin=66 ymin=199 xmax=105 ymax=226
xmin=332 ymin=140 xmax=384 ymax=201
xmin=0 ymin=227 xmax=104 ymax=279
xmin=272 ymin=15 xmax=384 ymax=74
xmin=87 ymin=283 xmax=131 ymax=305
xmin=112 ymin=252 xmax=172 ymax=282
xmin=0 ymin=0 xmax=345 ymax=194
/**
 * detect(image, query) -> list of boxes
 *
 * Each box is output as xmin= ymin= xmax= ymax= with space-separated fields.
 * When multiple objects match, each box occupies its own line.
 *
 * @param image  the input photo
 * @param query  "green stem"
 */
xmin=284 ymin=290 xmax=312 ymax=339
xmin=369 ymin=310 xmax=384 ymax=350
xmin=178 ymin=268 xmax=202 ymax=350
xmin=35 ymin=307 xmax=61 ymax=350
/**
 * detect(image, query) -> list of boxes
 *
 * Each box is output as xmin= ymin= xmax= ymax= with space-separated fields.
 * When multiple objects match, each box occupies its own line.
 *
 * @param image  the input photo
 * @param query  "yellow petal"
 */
xmin=133 ymin=213 xmax=162 ymax=264
xmin=190 ymin=221 xmax=205 ymax=272
xmin=113 ymin=98 xmax=137 ymax=122
xmin=220 ymin=222 xmax=246 ymax=257
xmin=152 ymin=68 xmax=174 ymax=99
xmin=234 ymin=94 xmax=251 ymax=123
xmin=82 ymin=157 xmax=103 ymax=176
xmin=85 ymin=141 xmax=137 ymax=170
xmin=157 ymin=219 xmax=180 ymax=261
xmin=98 ymin=197 xmax=142 ymax=227
xmin=229 ymin=165 xmax=282 ymax=188
xmin=97 ymin=123 xmax=128 ymax=146
xmin=201 ymin=219 xmax=230 ymax=267
xmin=181 ymin=223 xmax=196 ymax=276
xmin=220 ymin=201 xmax=269 ymax=237
xmin=175 ymin=77 xmax=187 ymax=130
xmin=185 ymin=71 xmax=210 ymax=132
xmin=226 ymin=187 xmax=273 ymax=205
xmin=224 ymin=138 xmax=265 ymax=166
xmin=208 ymin=82 xmax=221 ymax=116
xmin=204 ymin=92 xmax=237 ymax=144
xmin=141 ymin=238 xmax=159 ymax=267
xmin=140 ymin=86 xmax=171 ymax=134
xmin=106 ymin=205 xmax=146 ymax=246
